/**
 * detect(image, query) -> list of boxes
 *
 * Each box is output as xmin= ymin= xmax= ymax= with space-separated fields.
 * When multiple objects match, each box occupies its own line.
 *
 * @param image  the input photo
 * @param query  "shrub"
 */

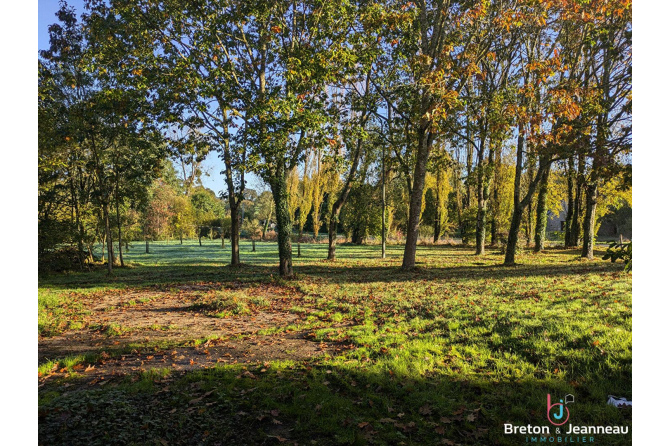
xmin=603 ymin=241 xmax=632 ymax=272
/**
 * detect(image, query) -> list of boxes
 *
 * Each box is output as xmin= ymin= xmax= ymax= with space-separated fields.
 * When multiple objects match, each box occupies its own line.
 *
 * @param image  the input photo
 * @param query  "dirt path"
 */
xmin=39 ymin=283 xmax=350 ymax=387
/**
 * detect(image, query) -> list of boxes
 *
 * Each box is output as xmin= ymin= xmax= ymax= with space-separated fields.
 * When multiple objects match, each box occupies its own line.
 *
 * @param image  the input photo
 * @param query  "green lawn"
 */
xmin=38 ymin=240 xmax=632 ymax=445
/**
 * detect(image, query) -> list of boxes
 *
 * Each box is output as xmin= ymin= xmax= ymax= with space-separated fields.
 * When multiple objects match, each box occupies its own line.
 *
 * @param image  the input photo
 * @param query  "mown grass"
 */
xmin=38 ymin=239 xmax=632 ymax=445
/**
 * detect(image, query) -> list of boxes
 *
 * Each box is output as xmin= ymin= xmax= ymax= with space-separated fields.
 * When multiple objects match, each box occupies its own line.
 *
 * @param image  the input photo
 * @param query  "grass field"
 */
xmin=38 ymin=239 xmax=632 ymax=445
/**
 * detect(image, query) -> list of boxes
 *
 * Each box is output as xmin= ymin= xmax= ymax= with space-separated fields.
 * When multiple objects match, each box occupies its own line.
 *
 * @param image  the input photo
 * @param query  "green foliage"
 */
xmin=241 ymin=219 xmax=263 ymax=239
xmin=603 ymin=242 xmax=632 ymax=272
xmin=341 ymin=183 xmax=382 ymax=244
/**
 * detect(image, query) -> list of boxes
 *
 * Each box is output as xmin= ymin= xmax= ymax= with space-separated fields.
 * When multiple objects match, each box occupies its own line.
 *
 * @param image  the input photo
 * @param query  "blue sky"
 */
xmin=38 ymin=0 xmax=263 ymax=196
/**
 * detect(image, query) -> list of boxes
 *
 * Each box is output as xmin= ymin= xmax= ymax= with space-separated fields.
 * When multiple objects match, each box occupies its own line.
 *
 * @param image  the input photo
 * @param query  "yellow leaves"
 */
xmin=271 ymin=25 xmax=282 ymax=34
xmin=131 ymin=68 xmax=143 ymax=76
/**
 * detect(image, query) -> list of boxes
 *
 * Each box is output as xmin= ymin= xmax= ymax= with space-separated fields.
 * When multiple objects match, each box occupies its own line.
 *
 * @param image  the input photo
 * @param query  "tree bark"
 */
xmin=382 ymin=150 xmax=387 ymax=259
xmin=505 ymin=134 xmax=526 ymax=265
xmin=525 ymin=164 xmax=535 ymax=248
xmin=569 ymin=153 xmax=585 ymax=247
xmin=69 ymin=176 xmax=85 ymax=269
xmin=402 ymin=126 xmax=432 ymax=270
xmin=564 ymin=156 xmax=575 ymax=248
xmin=114 ymin=176 xmax=124 ymax=267
xmin=475 ymin=135 xmax=495 ymax=255
xmin=144 ymin=225 xmax=150 ymax=254
xmin=270 ymin=166 xmax=293 ymax=277
xmin=490 ymin=145 xmax=501 ymax=247
xmin=103 ymin=202 xmax=114 ymax=274
xmin=504 ymin=135 xmax=551 ymax=265
xmin=230 ymin=204 xmax=240 ymax=265
xmin=433 ymin=170 xmax=441 ymax=243
xmin=581 ymin=183 xmax=598 ymax=259
xmin=534 ymin=167 xmax=550 ymax=252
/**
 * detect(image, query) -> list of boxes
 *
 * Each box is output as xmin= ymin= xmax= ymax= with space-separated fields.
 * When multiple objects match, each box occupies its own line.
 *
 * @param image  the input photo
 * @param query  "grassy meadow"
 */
xmin=38 ymin=239 xmax=632 ymax=445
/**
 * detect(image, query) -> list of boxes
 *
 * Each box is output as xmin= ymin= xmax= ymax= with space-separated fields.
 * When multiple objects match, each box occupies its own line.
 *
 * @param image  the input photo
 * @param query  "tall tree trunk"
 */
xmin=534 ymin=167 xmax=550 ymax=252
xmin=270 ymin=166 xmax=293 ymax=277
xmin=433 ymin=169 xmax=441 ymax=243
xmin=569 ymin=153 xmax=585 ymax=247
xmin=454 ymin=165 xmax=464 ymax=243
xmin=327 ymin=219 xmax=338 ymax=260
xmin=69 ymin=177 xmax=84 ymax=269
xmin=402 ymin=127 xmax=432 ymax=270
xmin=564 ymin=156 xmax=575 ymax=248
xmin=103 ymin=202 xmax=114 ymax=274
xmin=505 ymin=134 xmax=525 ymax=265
xmin=230 ymin=204 xmax=240 ymax=265
xmin=475 ymin=135 xmax=494 ymax=255
xmin=490 ymin=145 xmax=501 ymax=247
xmin=382 ymin=149 xmax=387 ymax=259
xmin=475 ymin=133 xmax=486 ymax=255
xmin=490 ymin=215 xmax=497 ymax=247
xmin=526 ymin=195 xmax=533 ymax=247
xmin=465 ymin=120 xmax=474 ymax=208
xmin=524 ymin=162 xmax=536 ymax=248
xmin=144 ymin=226 xmax=150 ymax=254
xmin=475 ymin=183 xmax=487 ymax=254
xmin=114 ymin=176 xmax=124 ymax=267
xmin=581 ymin=183 xmax=598 ymax=259
xmin=297 ymin=226 xmax=303 ymax=258
xmin=219 ymin=104 xmax=244 ymax=266
xmin=504 ymin=135 xmax=551 ymax=265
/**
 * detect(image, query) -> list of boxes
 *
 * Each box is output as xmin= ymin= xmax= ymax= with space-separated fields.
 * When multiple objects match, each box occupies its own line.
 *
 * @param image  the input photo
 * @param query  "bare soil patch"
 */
xmin=39 ymin=283 xmax=349 ymax=385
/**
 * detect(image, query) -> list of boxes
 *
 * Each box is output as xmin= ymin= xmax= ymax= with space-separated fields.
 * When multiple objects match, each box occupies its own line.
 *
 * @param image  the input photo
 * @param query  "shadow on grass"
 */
xmin=39 ymin=259 xmax=626 ymax=290
xmin=39 ymin=358 xmax=632 ymax=446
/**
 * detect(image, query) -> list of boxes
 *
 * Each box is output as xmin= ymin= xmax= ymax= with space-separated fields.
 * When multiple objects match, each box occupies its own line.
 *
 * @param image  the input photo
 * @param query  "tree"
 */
xmin=40 ymin=3 xmax=163 ymax=273
xmin=89 ymin=0 xmax=250 ymax=266
xmin=296 ymin=160 xmax=314 ymax=258
xmin=577 ymin=1 xmax=631 ymax=259
xmin=190 ymin=187 xmax=225 ymax=245
xmin=369 ymin=1 xmax=499 ymax=269
xmin=170 ymin=195 xmax=196 ymax=244
xmin=254 ymin=191 xmax=275 ymax=240
xmin=326 ymin=61 xmax=377 ymax=259
xmin=341 ymin=183 xmax=382 ymax=244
